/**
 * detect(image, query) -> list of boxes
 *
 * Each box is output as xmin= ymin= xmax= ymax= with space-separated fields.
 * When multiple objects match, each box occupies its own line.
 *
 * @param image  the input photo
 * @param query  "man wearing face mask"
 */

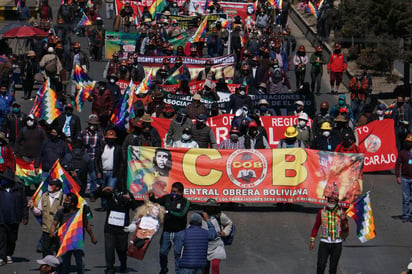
xmin=327 ymin=43 xmax=347 ymax=94
xmin=329 ymin=94 xmax=354 ymax=120
xmin=159 ymin=104 xmax=176 ymax=120
xmin=395 ymin=134 xmax=412 ymax=222
xmin=334 ymin=132 xmax=359 ymax=153
xmin=0 ymin=169 xmax=29 ymax=266
xmin=52 ymin=103 xmax=81 ymax=143
xmin=191 ymin=114 xmax=217 ymax=149
xmin=14 ymin=114 xmax=47 ymax=160
xmin=295 ymin=112 xmax=313 ymax=148
xmin=234 ymin=63 xmax=255 ymax=89
xmin=148 ymin=182 xmax=190 ymax=274
xmin=30 ymin=179 xmax=65 ymax=256
xmin=197 ymin=60 xmax=215 ymax=81
xmin=310 ymin=185 xmax=349 ymax=274
xmin=267 ymin=59 xmax=291 ymax=94
xmin=50 ymin=193 xmax=97 ymax=274
xmin=185 ymin=93 xmax=208 ymax=119
xmin=2 ymin=102 xmax=26 ymax=146
xmin=22 ymin=51 xmax=39 ymax=100
xmin=312 ymin=101 xmax=333 ymax=138
xmin=391 ymin=96 xmax=410 ymax=151
xmin=94 ymin=130 xmax=123 ymax=212
xmin=369 ymin=103 xmax=387 ymax=123
xmin=310 ymin=122 xmax=339 ymax=151
xmin=35 ymin=128 xmax=70 ymax=179
xmin=255 ymin=99 xmax=276 ymax=116
xmin=91 ymin=82 xmax=114 ymax=129
xmin=130 ymin=53 xmax=145 ymax=82
xmin=70 ymin=42 xmax=89 ymax=75
xmin=103 ymin=52 xmax=121 ymax=80
xmin=166 ymin=109 xmax=193 ymax=147
xmin=277 ymin=126 xmax=305 ymax=148
xmin=106 ymin=73 xmax=122 ymax=107
xmin=172 ymin=127 xmax=199 ymax=148
xmin=0 ymin=84 xmax=15 ymax=127
xmin=227 ymin=86 xmax=253 ymax=114
xmin=219 ymin=126 xmax=245 ymax=149
xmin=332 ymin=115 xmax=356 ymax=145
xmin=0 ymin=132 xmax=14 ymax=172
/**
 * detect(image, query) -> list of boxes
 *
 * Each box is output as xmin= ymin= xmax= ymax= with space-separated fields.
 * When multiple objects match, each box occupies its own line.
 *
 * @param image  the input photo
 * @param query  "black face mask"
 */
xmin=397 ymin=102 xmax=404 ymax=107
xmin=196 ymin=122 xmax=205 ymax=129
xmin=163 ymin=112 xmax=174 ymax=118
xmin=320 ymin=109 xmax=328 ymax=116
xmin=74 ymin=49 xmax=80 ymax=54
xmin=405 ymin=141 xmax=412 ymax=149
xmin=50 ymin=135 xmax=59 ymax=142
xmin=65 ymin=110 xmax=72 ymax=116
xmin=342 ymin=140 xmax=352 ymax=148
xmin=285 ymin=137 xmax=296 ymax=144
xmin=334 ymin=49 xmax=341 ymax=54
xmin=63 ymin=203 xmax=72 ymax=211
xmin=106 ymin=139 xmax=116 ymax=147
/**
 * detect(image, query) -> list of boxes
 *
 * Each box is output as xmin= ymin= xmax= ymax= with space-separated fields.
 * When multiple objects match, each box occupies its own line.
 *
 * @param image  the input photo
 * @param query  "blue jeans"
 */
xmin=177 ymin=268 xmax=204 ymax=274
xmin=101 ymin=171 xmax=117 ymax=208
xmin=159 ymin=230 xmax=185 ymax=272
xmin=60 ymin=249 xmax=85 ymax=274
xmin=88 ymin=161 xmax=98 ymax=196
xmin=402 ymin=177 xmax=412 ymax=220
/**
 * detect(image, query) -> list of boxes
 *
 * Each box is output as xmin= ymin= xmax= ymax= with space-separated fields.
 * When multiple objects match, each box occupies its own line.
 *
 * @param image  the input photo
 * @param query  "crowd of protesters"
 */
xmin=0 ymin=0 xmax=411 ymax=273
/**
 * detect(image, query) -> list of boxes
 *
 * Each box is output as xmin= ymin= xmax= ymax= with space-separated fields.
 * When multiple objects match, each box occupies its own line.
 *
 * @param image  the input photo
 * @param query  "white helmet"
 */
xmin=298 ymin=112 xmax=308 ymax=121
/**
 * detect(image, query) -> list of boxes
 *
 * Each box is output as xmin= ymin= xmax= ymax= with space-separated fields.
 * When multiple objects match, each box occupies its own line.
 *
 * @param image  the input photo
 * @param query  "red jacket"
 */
xmin=0 ymin=145 xmax=15 ymax=172
xmin=327 ymin=53 xmax=347 ymax=72
xmin=349 ymin=76 xmax=369 ymax=101
xmin=92 ymin=87 xmax=114 ymax=117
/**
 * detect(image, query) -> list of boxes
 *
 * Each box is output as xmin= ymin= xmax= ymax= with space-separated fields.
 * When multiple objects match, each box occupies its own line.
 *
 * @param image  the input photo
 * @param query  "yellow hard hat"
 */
xmin=320 ymin=121 xmax=332 ymax=130
xmin=284 ymin=126 xmax=298 ymax=138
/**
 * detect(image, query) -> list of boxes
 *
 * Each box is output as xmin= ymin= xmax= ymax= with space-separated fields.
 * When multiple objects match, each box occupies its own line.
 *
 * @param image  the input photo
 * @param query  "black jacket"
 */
xmin=95 ymin=144 xmax=123 ymax=180
xmin=0 ymin=182 xmax=28 ymax=224
xmin=150 ymin=194 xmax=190 ymax=232
xmin=52 ymin=114 xmax=81 ymax=140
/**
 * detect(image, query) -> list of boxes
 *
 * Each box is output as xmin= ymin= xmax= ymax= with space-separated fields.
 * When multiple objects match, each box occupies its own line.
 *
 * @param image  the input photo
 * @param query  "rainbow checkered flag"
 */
xmin=110 ymin=79 xmax=136 ymax=130
xmin=307 ymin=1 xmax=319 ymax=18
xmin=76 ymin=12 xmax=92 ymax=28
xmin=190 ymin=16 xmax=208 ymax=43
xmin=346 ymin=191 xmax=376 ymax=243
xmin=56 ymin=205 xmax=84 ymax=257
xmin=72 ymin=65 xmax=95 ymax=112
xmin=31 ymin=79 xmax=63 ymax=124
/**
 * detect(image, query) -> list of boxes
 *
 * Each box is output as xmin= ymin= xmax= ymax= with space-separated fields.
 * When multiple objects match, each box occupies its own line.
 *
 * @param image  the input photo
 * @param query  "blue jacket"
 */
xmin=179 ymin=222 xmax=216 ymax=269
xmin=0 ymin=182 xmax=28 ymax=224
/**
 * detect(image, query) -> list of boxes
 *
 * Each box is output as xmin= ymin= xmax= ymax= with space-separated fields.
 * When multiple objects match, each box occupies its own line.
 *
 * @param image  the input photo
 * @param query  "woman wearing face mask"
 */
xmin=310 ymin=185 xmax=349 ymax=274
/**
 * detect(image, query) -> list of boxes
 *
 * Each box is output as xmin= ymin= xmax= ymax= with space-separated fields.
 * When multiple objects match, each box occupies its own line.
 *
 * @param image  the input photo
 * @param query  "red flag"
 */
xmin=357 ymin=119 xmax=398 ymax=172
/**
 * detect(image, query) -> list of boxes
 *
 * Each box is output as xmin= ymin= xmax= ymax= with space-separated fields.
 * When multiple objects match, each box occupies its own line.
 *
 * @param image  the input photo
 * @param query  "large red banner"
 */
xmin=150 ymin=115 xmax=397 ymax=172
xmin=152 ymin=114 xmax=312 ymax=148
xmin=127 ymin=147 xmax=364 ymax=206
xmin=189 ymin=0 xmax=254 ymax=20
xmin=357 ymin=119 xmax=398 ymax=172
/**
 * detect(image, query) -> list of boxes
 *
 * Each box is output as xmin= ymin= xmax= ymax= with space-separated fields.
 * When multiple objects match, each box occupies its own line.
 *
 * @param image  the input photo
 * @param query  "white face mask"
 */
xmin=299 ymin=120 xmax=306 ymax=127
xmin=109 ymin=79 xmax=116 ymax=83
xmin=322 ymin=131 xmax=331 ymax=137
xmin=326 ymin=202 xmax=336 ymax=209
xmin=376 ymin=110 xmax=383 ymax=116
xmin=239 ymin=91 xmax=246 ymax=96
xmin=182 ymin=134 xmax=191 ymax=141
xmin=27 ymin=120 xmax=34 ymax=127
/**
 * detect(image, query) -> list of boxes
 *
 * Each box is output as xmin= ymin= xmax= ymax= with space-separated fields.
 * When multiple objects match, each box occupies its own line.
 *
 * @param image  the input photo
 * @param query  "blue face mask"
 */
xmin=170 ymin=193 xmax=180 ymax=200
xmin=12 ymin=108 xmax=19 ymax=113
xmin=260 ymin=106 xmax=268 ymax=112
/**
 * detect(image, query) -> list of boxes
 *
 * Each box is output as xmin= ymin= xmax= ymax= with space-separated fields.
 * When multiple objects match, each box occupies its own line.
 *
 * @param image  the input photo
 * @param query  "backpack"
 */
xmin=216 ymin=214 xmax=235 ymax=246
xmin=271 ymin=67 xmax=282 ymax=83
xmin=44 ymin=56 xmax=58 ymax=74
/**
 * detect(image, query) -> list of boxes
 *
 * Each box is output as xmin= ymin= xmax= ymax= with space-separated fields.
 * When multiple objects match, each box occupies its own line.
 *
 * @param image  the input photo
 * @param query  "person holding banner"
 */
xmin=172 ymin=127 xmax=199 ymax=149
xmin=310 ymin=122 xmax=339 ymax=152
xmin=395 ymin=134 xmax=412 ymax=223
xmin=219 ymin=126 xmax=245 ymax=149
xmin=278 ymin=127 xmax=305 ymax=148
xmin=310 ymin=186 xmax=349 ymax=274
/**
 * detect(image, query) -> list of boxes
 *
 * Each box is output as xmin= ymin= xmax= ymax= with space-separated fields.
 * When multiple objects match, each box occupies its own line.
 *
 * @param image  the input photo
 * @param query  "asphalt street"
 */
xmin=0 ymin=3 xmax=409 ymax=274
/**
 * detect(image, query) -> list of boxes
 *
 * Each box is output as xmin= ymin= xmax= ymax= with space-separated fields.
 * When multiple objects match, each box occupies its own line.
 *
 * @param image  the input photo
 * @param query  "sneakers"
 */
xmin=6 ymin=256 xmax=13 ymax=264
xmin=0 ymin=259 xmax=5 ymax=266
